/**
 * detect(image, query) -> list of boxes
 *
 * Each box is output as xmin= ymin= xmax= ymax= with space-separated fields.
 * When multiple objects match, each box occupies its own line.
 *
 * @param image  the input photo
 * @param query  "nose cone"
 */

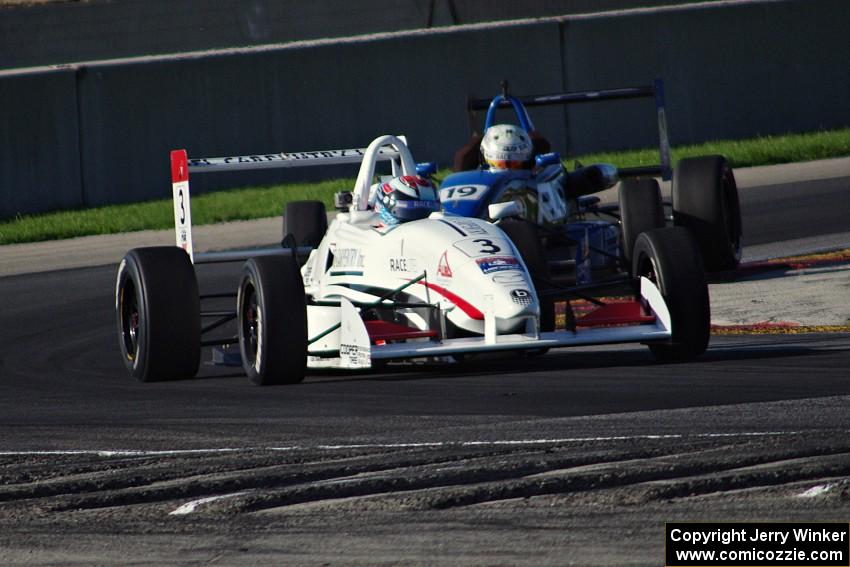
xmin=492 ymin=286 xmax=539 ymax=333
xmin=447 ymin=273 xmax=540 ymax=336
xmin=406 ymin=216 xmax=541 ymax=335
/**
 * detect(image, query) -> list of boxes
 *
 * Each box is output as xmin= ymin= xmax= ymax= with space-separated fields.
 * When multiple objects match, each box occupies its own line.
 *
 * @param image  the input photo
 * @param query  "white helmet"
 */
xmin=480 ymin=124 xmax=533 ymax=170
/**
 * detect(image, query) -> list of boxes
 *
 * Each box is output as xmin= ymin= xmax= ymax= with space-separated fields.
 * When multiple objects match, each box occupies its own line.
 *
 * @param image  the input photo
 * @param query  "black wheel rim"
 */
xmin=241 ymin=284 xmax=260 ymax=367
xmin=120 ymin=279 xmax=140 ymax=362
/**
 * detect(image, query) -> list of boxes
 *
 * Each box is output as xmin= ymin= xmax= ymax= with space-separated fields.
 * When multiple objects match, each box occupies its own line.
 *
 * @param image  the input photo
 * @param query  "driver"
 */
xmin=479 ymin=124 xmax=534 ymax=170
xmin=453 ymin=122 xmax=551 ymax=172
xmin=370 ymin=174 xmax=441 ymax=226
xmin=479 ymin=123 xmax=570 ymax=224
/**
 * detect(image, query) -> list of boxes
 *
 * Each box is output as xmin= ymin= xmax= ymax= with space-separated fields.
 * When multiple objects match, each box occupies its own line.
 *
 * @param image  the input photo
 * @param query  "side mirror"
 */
xmin=534 ymin=152 xmax=561 ymax=169
xmin=416 ymin=162 xmax=437 ymax=178
xmin=565 ymin=163 xmax=620 ymax=198
xmin=488 ymin=201 xmax=522 ymax=221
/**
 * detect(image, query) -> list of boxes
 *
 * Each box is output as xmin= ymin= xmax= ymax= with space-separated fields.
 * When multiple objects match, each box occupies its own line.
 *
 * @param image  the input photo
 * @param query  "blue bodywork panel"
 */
xmin=440 ymin=166 xmax=621 ymax=280
xmin=440 ymin=169 xmax=534 ymax=218
xmin=440 ymin=170 xmax=503 ymax=218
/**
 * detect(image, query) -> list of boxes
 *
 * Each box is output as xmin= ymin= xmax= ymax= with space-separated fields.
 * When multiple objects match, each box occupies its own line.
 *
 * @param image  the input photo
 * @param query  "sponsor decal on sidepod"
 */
xmin=476 ymin=256 xmax=520 ymax=274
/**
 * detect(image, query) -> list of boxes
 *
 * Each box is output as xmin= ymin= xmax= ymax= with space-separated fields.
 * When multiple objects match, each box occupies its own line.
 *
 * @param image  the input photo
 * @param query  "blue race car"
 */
xmin=440 ymin=81 xmax=742 ymax=295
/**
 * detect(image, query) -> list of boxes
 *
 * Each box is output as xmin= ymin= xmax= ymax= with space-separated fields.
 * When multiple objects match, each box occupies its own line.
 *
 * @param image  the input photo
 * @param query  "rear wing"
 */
xmin=467 ymin=78 xmax=672 ymax=180
xmin=170 ymin=136 xmax=414 ymax=263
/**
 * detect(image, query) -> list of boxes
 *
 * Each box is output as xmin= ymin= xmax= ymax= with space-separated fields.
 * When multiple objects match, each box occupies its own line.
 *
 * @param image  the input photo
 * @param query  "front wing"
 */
xmin=313 ymin=277 xmax=671 ymax=369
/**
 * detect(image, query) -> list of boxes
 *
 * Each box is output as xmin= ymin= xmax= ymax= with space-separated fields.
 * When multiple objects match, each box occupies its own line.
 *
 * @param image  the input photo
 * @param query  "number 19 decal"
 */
xmin=440 ymin=184 xmax=486 ymax=201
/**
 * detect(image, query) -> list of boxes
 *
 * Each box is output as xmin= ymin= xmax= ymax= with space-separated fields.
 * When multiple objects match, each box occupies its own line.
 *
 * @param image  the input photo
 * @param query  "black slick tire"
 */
xmin=498 ymin=218 xmax=555 ymax=332
xmin=632 ymin=227 xmax=710 ymax=361
xmin=115 ymin=247 xmax=200 ymax=382
xmin=672 ymin=155 xmax=742 ymax=271
xmin=619 ymin=178 xmax=665 ymax=268
xmin=283 ymin=200 xmax=327 ymax=248
xmin=237 ymin=255 xmax=307 ymax=385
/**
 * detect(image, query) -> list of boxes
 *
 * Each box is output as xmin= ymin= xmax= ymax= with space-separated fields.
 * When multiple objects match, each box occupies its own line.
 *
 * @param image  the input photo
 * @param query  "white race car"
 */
xmin=115 ymin=135 xmax=710 ymax=385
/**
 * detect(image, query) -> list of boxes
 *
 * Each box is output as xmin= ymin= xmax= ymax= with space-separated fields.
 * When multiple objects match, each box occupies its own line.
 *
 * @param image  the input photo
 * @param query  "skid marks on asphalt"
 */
xmin=1 ymin=431 xmax=849 ymax=521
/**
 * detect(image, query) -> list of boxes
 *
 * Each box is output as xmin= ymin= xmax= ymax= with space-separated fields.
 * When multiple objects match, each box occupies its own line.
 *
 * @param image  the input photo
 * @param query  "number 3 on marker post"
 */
xmin=170 ymin=149 xmax=194 ymax=262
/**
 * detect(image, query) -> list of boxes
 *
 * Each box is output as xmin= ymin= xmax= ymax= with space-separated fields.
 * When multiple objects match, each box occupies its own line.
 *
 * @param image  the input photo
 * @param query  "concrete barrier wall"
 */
xmin=1 ymin=0 xmax=436 ymax=70
xmin=560 ymin=0 xmax=850 ymax=153
xmin=1 ymin=0 xmax=707 ymax=69
xmin=0 ymin=68 xmax=82 ymax=217
xmin=75 ymin=21 xmax=568 ymax=209
xmin=1 ymin=0 xmax=848 ymax=219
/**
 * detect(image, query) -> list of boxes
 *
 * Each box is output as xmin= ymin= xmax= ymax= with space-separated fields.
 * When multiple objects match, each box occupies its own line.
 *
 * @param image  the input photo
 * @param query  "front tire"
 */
xmin=237 ymin=255 xmax=307 ymax=385
xmin=632 ymin=227 xmax=710 ymax=361
xmin=672 ymin=155 xmax=742 ymax=271
xmin=115 ymin=247 xmax=200 ymax=382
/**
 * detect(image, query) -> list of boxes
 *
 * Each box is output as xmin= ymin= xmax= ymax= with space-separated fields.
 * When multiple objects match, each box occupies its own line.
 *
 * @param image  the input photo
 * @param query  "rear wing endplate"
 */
xmin=468 ymin=78 xmax=672 ymax=180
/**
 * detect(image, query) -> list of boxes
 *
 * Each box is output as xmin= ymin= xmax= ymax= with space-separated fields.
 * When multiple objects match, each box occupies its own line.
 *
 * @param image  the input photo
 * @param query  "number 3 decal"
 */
xmin=177 ymin=189 xmax=186 ymax=224
xmin=474 ymin=238 xmax=500 ymax=254
xmin=453 ymin=236 xmax=509 ymax=257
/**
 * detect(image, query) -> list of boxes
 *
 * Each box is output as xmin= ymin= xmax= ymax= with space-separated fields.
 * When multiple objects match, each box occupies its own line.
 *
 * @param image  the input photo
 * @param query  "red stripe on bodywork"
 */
xmin=364 ymin=320 xmax=438 ymax=342
xmin=575 ymin=301 xmax=655 ymax=328
xmin=415 ymin=281 xmax=484 ymax=320
xmin=171 ymin=149 xmax=189 ymax=183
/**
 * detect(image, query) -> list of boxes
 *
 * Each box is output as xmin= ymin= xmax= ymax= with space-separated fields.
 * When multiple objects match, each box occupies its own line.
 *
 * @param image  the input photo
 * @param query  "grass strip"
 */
xmin=575 ymin=127 xmax=850 ymax=169
xmin=0 ymin=179 xmax=350 ymax=244
xmin=2 ymin=128 xmax=849 ymax=245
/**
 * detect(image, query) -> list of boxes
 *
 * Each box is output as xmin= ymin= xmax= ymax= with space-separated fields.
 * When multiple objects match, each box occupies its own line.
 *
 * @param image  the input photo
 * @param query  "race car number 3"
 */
xmin=453 ymin=237 xmax=509 ymax=258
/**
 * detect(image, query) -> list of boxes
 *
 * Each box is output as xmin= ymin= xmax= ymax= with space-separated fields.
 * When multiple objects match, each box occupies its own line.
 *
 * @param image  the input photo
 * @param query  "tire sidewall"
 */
xmin=237 ymin=256 xmax=307 ymax=385
xmin=116 ymin=254 xmax=150 ymax=380
xmin=619 ymin=177 xmax=665 ymax=266
xmin=673 ymin=155 xmax=742 ymax=271
xmin=721 ymin=166 xmax=743 ymax=265
xmin=238 ymin=262 xmax=267 ymax=384
xmin=632 ymin=227 xmax=710 ymax=360
xmin=114 ymin=247 xmax=200 ymax=382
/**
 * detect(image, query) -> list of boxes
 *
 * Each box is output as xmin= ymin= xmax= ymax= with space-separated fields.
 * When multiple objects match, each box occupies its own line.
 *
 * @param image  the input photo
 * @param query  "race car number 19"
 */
xmin=440 ymin=185 xmax=486 ymax=201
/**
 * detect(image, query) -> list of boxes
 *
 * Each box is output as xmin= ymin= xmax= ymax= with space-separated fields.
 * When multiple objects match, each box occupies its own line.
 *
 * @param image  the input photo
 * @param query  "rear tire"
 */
xmin=283 ymin=200 xmax=327 ymax=248
xmin=672 ymin=155 xmax=742 ymax=271
xmin=498 ymin=219 xmax=554 ymax=332
xmin=619 ymin=178 xmax=665 ymax=268
xmin=237 ymin=255 xmax=307 ymax=385
xmin=632 ymin=227 xmax=710 ymax=361
xmin=115 ymin=247 xmax=200 ymax=382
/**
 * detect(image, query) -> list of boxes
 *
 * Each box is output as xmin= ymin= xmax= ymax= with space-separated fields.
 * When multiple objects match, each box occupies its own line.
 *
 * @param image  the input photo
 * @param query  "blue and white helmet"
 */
xmin=374 ymin=175 xmax=440 ymax=225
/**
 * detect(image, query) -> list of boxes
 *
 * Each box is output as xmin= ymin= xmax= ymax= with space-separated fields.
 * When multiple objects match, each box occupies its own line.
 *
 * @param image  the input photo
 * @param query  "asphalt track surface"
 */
xmin=740 ymin=175 xmax=850 ymax=248
xmin=0 ymin=173 xmax=848 ymax=565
